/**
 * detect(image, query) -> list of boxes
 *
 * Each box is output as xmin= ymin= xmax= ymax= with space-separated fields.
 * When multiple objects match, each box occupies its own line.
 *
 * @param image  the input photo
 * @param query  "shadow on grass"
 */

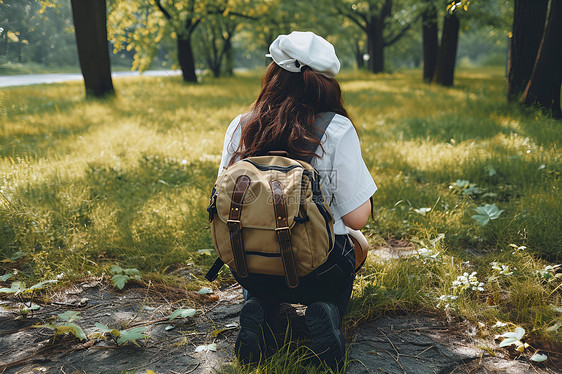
xmin=0 ymin=155 xmax=218 ymax=273
xmin=397 ymin=113 xmax=509 ymax=143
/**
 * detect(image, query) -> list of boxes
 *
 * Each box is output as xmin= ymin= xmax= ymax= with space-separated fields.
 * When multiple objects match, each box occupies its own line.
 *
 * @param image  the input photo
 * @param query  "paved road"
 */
xmin=0 ymin=70 xmax=182 ymax=88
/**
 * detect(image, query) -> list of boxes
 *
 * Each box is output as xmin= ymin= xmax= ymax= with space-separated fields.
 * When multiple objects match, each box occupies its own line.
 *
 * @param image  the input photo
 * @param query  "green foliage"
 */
xmin=0 ymin=280 xmax=57 ymax=295
xmin=110 ymin=265 xmax=142 ymax=290
xmin=89 ymin=323 xmax=149 ymax=346
xmin=34 ymin=311 xmax=87 ymax=341
xmin=472 ymin=204 xmax=504 ymax=226
xmin=169 ymin=308 xmax=197 ymax=320
xmin=116 ymin=326 xmax=149 ymax=346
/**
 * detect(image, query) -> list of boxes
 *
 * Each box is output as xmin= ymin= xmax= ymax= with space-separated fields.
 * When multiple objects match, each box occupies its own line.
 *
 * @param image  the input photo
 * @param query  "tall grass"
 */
xmin=1 ymin=68 xmax=560 ymax=362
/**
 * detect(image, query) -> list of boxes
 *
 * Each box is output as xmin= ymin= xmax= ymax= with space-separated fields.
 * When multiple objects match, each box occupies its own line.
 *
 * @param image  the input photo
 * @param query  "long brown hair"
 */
xmin=230 ymin=62 xmax=352 ymax=165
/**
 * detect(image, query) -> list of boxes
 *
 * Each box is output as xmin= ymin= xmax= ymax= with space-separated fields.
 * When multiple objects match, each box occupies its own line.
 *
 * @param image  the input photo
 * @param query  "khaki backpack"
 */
xmin=205 ymin=113 xmax=336 ymax=288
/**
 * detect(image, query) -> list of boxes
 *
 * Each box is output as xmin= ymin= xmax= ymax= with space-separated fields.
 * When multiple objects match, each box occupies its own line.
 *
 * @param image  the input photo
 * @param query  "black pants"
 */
xmin=232 ymin=235 xmax=356 ymax=318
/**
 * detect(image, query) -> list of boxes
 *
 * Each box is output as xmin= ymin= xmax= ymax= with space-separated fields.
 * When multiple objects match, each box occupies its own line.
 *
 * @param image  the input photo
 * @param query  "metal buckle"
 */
xmin=227 ymin=219 xmax=242 ymax=232
xmin=275 ymin=226 xmax=291 ymax=243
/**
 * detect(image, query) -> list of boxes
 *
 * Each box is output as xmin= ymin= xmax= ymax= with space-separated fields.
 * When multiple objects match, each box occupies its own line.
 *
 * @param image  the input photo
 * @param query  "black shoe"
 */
xmin=235 ymin=298 xmax=277 ymax=365
xmin=305 ymin=302 xmax=345 ymax=370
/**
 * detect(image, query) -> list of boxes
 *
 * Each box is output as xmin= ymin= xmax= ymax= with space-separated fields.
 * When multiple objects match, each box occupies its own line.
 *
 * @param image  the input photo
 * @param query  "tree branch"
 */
xmin=334 ymin=4 xmax=367 ymax=32
xmin=383 ymin=14 xmax=421 ymax=47
xmin=152 ymin=0 xmax=172 ymax=20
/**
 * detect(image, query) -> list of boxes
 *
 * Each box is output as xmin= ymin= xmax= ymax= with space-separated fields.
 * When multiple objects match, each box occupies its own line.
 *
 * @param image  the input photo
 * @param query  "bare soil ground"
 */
xmin=1 ymin=257 xmax=560 ymax=374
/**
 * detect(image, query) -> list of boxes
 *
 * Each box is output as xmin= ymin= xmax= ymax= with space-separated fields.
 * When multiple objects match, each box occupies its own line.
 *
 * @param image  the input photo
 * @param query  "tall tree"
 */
xmin=70 ymin=0 xmax=114 ymax=97
xmin=507 ymin=0 xmax=548 ymax=102
xmin=432 ymin=11 xmax=459 ymax=86
xmin=197 ymin=13 xmax=238 ymax=77
xmin=331 ymin=0 xmax=419 ymax=73
xmin=421 ymin=0 xmax=438 ymax=82
xmin=521 ymin=0 xmax=562 ymax=119
xmin=108 ymin=0 xmax=265 ymax=82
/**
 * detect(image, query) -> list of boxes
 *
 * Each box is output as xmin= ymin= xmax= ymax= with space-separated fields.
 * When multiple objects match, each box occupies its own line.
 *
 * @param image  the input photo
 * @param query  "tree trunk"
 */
xmin=17 ymin=39 xmax=22 ymax=62
xmin=433 ymin=13 xmax=459 ymax=87
xmin=177 ymin=36 xmax=197 ymax=82
xmin=368 ymin=16 xmax=385 ymax=73
xmin=354 ymin=40 xmax=364 ymax=69
xmin=507 ymin=0 xmax=548 ymax=102
xmin=224 ymin=38 xmax=234 ymax=76
xmin=521 ymin=0 xmax=562 ymax=119
xmin=422 ymin=1 xmax=438 ymax=82
xmin=70 ymin=0 xmax=114 ymax=98
xmin=1 ymin=30 xmax=7 ymax=56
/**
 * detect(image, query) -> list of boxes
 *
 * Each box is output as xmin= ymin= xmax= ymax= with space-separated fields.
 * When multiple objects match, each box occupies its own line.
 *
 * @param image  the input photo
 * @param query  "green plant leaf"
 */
xmin=94 ymin=322 xmax=120 ymax=337
xmin=0 ymin=273 xmax=14 ymax=282
xmin=169 ymin=308 xmax=196 ymax=320
xmin=10 ymin=251 xmax=26 ymax=261
xmin=197 ymin=288 xmax=212 ymax=295
xmin=111 ymin=274 xmax=129 ymax=290
xmin=530 ymin=352 xmax=547 ymax=362
xmin=58 ymin=311 xmax=81 ymax=322
xmin=499 ymin=326 xmax=525 ymax=347
xmin=28 ymin=279 xmax=58 ymax=291
xmin=117 ymin=326 xmax=148 ymax=345
xmin=123 ymin=268 xmax=141 ymax=276
xmin=22 ymin=305 xmax=40 ymax=314
xmin=57 ymin=322 xmax=87 ymax=340
xmin=472 ymin=204 xmax=504 ymax=226
xmin=110 ymin=265 xmax=123 ymax=274
xmin=0 ymin=281 xmax=26 ymax=295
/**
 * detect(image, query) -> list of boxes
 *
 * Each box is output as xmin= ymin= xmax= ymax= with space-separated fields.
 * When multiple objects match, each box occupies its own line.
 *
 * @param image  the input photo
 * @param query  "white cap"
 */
xmin=266 ymin=31 xmax=341 ymax=78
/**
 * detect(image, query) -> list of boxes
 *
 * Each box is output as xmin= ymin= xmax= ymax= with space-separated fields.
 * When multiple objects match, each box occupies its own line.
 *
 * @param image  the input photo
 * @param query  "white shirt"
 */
xmin=218 ymin=113 xmax=377 ymax=235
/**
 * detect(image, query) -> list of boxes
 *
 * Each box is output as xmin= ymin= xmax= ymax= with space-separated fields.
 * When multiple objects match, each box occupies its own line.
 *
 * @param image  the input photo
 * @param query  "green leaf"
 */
xmin=0 ymin=281 xmax=26 ymax=295
xmin=10 ymin=251 xmax=26 ymax=261
xmin=57 ymin=322 xmax=87 ymax=340
xmin=110 ymin=265 xmax=123 ymax=274
xmin=0 ymin=273 xmax=14 ymax=282
xmin=123 ymin=268 xmax=141 ymax=276
xmin=21 ymin=305 xmax=40 ymax=314
xmin=58 ymin=311 xmax=81 ymax=322
xmin=28 ymin=279 xmax=58 ymax=291
xmin=530 ymin=352 xmax=547 ymax=362
xmin=111 ymin=274 xmax=129 ymax=290
xmin=117 ymin=326 xmax=148 ymax=345
xmin=94 ymin=322 xmax=120 ymax=337
xmin=169 ymin=308 xmax=196 ymax=320
xmin=472 ymin=204 xmax=504 ymax=226
xmin=197 ymin=288 xmax=212 ymax=295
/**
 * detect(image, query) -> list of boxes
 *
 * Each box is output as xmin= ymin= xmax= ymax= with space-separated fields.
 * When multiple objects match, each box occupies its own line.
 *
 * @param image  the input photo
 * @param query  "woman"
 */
xmin=217 ymin=31 xmax=377 ymax=368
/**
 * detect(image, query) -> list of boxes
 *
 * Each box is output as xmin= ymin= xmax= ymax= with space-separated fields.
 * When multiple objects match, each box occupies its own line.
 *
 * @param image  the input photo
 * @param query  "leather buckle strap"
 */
xmin=229 ymin=175 xmax=250 ymax=277
xmin=270 ymin=180 xmax=299 ymax=288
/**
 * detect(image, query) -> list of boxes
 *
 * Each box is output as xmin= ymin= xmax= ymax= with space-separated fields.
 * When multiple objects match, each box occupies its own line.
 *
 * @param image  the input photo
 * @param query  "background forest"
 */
xmin=0 ymin=0 xmax=509 ymax=76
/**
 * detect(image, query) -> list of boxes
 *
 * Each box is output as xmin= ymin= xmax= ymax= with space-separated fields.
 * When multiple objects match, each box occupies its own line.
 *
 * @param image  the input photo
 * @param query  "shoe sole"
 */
xmin=305 ymin=302 xmax=345 ymax=368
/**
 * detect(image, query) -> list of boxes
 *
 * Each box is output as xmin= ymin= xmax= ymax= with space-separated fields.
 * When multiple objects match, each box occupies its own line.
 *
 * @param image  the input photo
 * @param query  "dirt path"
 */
xmin=0 ymin=279 xmax=558 ymax=374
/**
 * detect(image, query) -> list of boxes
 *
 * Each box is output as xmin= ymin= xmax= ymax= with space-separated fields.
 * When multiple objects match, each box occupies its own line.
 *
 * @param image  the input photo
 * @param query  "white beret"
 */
xmin=266 ymin=31 xmax=341 ymax=78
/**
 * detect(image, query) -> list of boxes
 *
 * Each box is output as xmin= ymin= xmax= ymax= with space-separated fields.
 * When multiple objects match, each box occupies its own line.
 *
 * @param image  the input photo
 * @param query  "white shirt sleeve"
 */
xmin=218 ymin=115 xmax=242 ymax=177
xmin=331 ymin=126 xmax=377 ymax=217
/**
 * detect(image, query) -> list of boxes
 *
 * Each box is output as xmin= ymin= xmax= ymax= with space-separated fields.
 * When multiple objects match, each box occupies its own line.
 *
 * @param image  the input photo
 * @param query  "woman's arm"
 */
xmin=341 ymin=199 xmax=371 ymax=230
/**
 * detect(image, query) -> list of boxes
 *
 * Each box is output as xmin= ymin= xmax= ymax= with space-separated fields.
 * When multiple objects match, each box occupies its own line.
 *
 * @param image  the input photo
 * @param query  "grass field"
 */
xmin=1 ymin=68 xmax=560 ymax=364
